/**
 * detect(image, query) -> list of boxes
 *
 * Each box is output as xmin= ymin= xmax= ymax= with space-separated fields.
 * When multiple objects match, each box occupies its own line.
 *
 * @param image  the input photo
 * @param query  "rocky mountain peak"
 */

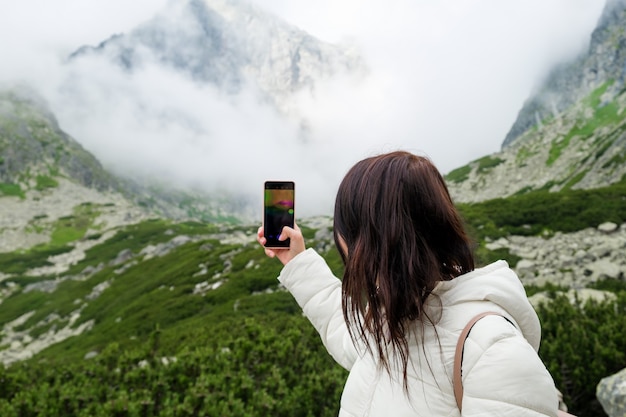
xmin=69 ymin=0 xmax=363 ymax=114
xmin=501 ymin=0 xmax=626 ymax=149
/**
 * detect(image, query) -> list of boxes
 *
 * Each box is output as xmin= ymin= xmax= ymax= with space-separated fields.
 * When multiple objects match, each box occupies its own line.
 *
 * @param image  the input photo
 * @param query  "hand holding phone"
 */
xmin=257 ymin=224 xmax=306 ymax=266
xmin=263 ymin=181 xmax=295 ymax=248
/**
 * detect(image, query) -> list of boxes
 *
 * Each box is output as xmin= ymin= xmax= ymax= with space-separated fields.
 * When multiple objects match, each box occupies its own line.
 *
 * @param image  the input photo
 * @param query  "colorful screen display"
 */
xmin=264 ymin=181 xmax=295 ymax=247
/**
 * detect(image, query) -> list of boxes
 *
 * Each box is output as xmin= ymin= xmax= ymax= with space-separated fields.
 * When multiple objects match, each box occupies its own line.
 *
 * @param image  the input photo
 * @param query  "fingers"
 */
xmin=277 ymin=223 xmax=300 ymax=241
xmin=257 ymin=226 xmax=266 ymax=246
xmin=258 ymin=223 xmax=304 ymax=266
xmin=278 ymin=226 xmax=293 ymax=241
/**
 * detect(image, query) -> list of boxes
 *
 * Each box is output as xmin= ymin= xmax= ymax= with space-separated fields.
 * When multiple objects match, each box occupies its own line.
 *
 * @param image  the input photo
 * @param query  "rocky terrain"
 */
xmin=0 ymin=178 xmax=146 ymax=254
xmin=489 ymin=221 xmax=626 ymax=306
xmin=447 ymin=77 xmax=626 ymax=203
xmin=447 ymin=0 xmax=626 ymax=203
xmin=0 ymin=222 xmax=256 ymax=366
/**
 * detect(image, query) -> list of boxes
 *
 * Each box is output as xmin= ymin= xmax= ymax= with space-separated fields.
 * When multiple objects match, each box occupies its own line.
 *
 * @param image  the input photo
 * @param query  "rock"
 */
xmin=314 ymin=226 xmax=333 ymax=243
xmin=86 ymin=280 xmax=112 ymax=300
xmin=193 ymin=280 xmax=224 ymax=295
xmin=111 ymin=249 xmax=134 ymax=266
xmin=23 ymin=280 xmax=59 ymax=293
xmin=597 ymin=367 xmax=626 ymax=417
xmin=516 ymin=259 xmax=536 ymax=273
xmin=528 ymin=292 xmax=552 ymax=309
xmin=199 ymin=243 xmax=214 ymax=251
xmin=598 ymin=222 xmax=619 ymax=234
xmin=485 ymin=237 xmax=509 ymax=251
xmin=584 ymin=259 xmax=623 ymax=281
xmin=0 ymin=177 xmax=146 ymax=254
xmin=527 ymin=289 xmax=616 ymax=309
xmin=171 ymin=235 xmax=191 ymax=246
xmin=566 ymin=289 xmax=617 ymax=305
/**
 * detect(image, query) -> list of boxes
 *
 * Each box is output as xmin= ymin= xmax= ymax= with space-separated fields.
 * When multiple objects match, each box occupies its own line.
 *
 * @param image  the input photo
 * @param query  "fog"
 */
xmin=0 ymin=0 xmax=605 ymax=217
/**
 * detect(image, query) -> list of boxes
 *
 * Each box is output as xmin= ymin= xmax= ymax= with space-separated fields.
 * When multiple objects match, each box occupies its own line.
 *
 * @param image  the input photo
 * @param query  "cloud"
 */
xmin=0 ymin=0 xmax=606 ymax=217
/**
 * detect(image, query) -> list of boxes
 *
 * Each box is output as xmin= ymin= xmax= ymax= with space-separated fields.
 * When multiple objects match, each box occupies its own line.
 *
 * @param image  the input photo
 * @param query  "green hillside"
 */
xmin=1 ymin=180 xmax=625 ymax=415
xmin=446 ymin=78 xmax=626 ymax=203
xmin=0 ymin=88 xmax=119 ymax=193
xmin=0 ymin=217 xmax=349 ymax=416
xmin=0 ymin=88 xmax=251 ymax=224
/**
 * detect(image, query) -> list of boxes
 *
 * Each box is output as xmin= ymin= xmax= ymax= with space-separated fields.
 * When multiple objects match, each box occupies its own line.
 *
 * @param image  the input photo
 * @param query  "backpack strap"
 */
xmin=453 ymin=312 xmax=577 ymax=416
xmin=453 ymin=312 xmax=506 ymax=411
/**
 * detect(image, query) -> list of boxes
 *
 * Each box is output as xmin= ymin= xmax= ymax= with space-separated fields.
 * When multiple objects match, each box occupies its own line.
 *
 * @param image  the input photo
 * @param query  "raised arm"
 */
xmin=278 ymin=248 xmax=360 ymax=370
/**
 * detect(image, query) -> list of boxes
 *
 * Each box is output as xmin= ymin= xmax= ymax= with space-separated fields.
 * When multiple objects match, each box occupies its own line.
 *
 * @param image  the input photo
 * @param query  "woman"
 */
xmin=257 ymin=151 xmax=560 ymax=416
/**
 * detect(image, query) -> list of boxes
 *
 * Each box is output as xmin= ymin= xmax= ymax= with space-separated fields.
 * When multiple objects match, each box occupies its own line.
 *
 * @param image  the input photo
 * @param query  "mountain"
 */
xmin=50 ymin=0 xmax=365 ymax=220
xmin=0 ymin=87 xmax=256 ymax=254
xmin=69 ymin=0 xmax=363 ymax=115
xmin=447 ymin=0 xmax=626 ymax=203
xmin=0 ymin=87 xmax=121 ymax=192
xmin=502 ymin=0 xmax=626 ymax=148
xmin=0 ymin=87 xmax=148 ymax=251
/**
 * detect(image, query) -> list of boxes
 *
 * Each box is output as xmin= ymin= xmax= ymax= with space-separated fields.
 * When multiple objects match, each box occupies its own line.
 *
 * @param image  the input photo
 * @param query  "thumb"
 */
xmin=278 ymin=225 xmax=295 ymax=241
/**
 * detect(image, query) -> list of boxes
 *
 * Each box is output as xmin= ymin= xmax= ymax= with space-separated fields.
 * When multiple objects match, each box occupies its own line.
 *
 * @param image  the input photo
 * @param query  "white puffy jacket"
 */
xmin=278 ymin=248 xmax=560 ymax=417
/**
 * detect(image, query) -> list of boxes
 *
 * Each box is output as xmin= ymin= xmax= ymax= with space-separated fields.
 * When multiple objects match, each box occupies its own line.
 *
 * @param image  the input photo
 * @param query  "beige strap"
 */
xmin=453 ymin=313 xmax=577 ymax=416
xmin=453 ymin=312 xmax=504 ymax=411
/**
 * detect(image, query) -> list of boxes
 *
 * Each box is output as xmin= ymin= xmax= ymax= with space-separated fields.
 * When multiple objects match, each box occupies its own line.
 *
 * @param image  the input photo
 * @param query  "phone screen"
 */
xmin=264 ymin=181 xmax=295 ymax=248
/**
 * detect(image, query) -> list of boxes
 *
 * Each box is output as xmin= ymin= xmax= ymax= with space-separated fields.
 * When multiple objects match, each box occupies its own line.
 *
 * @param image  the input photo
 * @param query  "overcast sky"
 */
xmin=0 ymin=0 xmax=606 ymax=216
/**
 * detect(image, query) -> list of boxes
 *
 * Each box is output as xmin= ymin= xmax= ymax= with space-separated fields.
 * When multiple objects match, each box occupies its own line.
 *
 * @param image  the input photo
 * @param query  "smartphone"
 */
xmin=263 ymin=181 xmax=295 ymax=248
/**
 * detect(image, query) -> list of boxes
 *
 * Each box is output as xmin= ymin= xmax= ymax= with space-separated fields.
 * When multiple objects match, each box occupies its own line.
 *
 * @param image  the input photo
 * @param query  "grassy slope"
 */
xmin=2 ymin=178 xmax=626 ymax=361
xmin=0 ymin=180 xmax=625 ymax=415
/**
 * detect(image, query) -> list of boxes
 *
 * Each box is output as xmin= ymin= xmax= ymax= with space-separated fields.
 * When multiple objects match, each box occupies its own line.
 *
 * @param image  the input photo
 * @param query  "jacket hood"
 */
xmin=431 ymin=260 xmax=541 ymax=350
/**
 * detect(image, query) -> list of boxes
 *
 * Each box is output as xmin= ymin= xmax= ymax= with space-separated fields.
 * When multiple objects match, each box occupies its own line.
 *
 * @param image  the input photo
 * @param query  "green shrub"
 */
xmin=458 ymin=178 xmax=626 ymax=241
xmin=35 ymin=175 xmax=59 ymax=191
xmin=0 ymin=315 xmax=347 ymax=417
xmin=0 ymin=246 xmax=72 ymax=275
xmin=547 ymin=80 xmax=621 ymax=166
xmin=0 ymin=183 xmax=25 ymax=199
xmin=445 ymin=165 xmax=472 ymax=183
xmin=476 ymin=156 xmax=505 ymax=173
xmin=537 ymin=292 xmax=626 ymax=417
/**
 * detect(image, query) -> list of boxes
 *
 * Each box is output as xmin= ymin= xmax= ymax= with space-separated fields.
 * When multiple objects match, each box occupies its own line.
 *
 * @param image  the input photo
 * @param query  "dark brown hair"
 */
xmin=333 ymin=151 xmax=474 ymax=383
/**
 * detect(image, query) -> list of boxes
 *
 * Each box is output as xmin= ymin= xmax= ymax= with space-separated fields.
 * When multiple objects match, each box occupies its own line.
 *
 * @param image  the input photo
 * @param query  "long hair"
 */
xmin=333 ymin=151 xmax=474 ymax=384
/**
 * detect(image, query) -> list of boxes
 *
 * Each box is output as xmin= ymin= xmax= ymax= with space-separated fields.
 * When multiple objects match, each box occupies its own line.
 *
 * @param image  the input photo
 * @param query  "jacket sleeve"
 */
xmin=277 ymin=248 xmax=360 ymax=371
xmin=460 ymin=316 xmax=559 ymax=416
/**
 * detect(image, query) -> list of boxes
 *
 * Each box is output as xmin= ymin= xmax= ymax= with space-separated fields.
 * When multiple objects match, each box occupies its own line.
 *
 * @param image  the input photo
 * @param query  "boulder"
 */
xmin=516 ymin=259 xmax=536 ymax=273
xmin=597 ymin=367 xmax=626 ymax=417
xmin=598 ymin=222 xmax=619 ymax=234
xmin=566 ymin=289 xmax=617 ymax=305
xmin=111 ymin=248 xmax=134 ymax=266
xmin=583 ymin=259 xmax=623 ymax=281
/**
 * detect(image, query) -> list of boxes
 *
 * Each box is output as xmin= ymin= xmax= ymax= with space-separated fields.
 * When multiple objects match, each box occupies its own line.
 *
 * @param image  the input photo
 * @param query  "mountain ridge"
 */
xmin=502 ymin=0 xmax=626 ymax=148
xmin=68 ymin=0 xmax=364 ymax=116
xmin=0 ymin=86 xmax=120 ymax=192
xmin=447 ymin=0 xmax=626 ymax=203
